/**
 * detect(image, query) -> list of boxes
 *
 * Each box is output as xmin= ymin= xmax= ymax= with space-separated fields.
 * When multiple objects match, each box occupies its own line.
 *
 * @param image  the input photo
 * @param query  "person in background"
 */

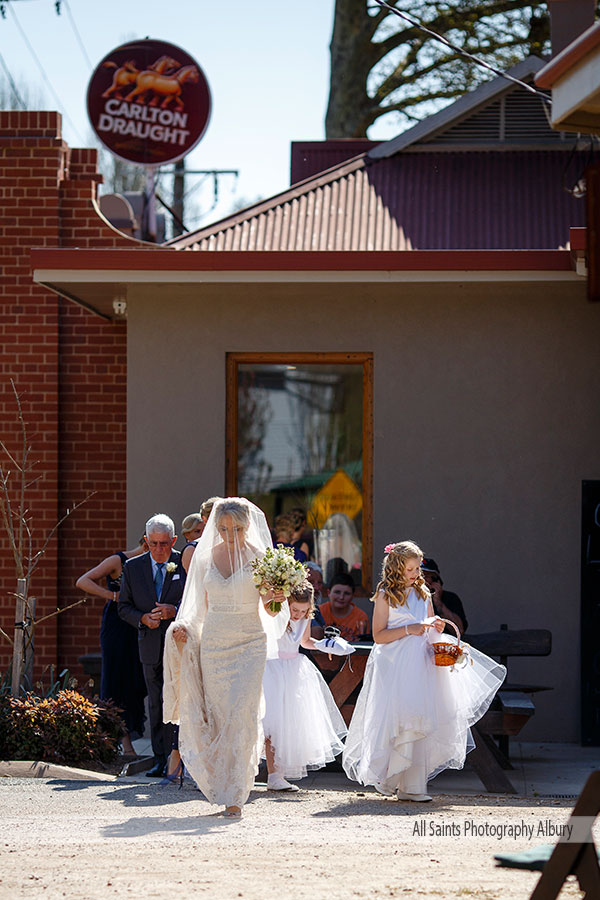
xmin=289 ymin=507 xmax=311 ymax=560
xmin=305 ymin=561 xmax=326 ymax=604
xmin=118 ymin=514 xmax=185 ymax=778
xmin=76 ymin=538 xmax=148 ymax=757
xmin=273 ymin=512 xmax=307 ymax=562
xmin=305 ymin=561 xmax=326 ymax=639
xmin=181 ymin=513 xmax=205 ymax=544
xmin=164 ymin=499 xmax=222 ymax=783
xmin=421 ymin=558 xmax=468 ymax=636
xmin=181 ymin=497 xmax=222 ymax=573
xmin=160 ymin=511 xmax=206 ymax=784
xmin=180 ymin=513 xmax=204 ymax=572
xmin=325 ymin=556 xmax=349 ymax=586
xmin=320 ymin=572 xmax=369 ymax=642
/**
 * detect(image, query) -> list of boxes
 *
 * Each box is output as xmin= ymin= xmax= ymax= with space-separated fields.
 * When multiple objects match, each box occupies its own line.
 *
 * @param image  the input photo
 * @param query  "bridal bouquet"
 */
xmin=251 ymin=544 xmax=307 ymax=612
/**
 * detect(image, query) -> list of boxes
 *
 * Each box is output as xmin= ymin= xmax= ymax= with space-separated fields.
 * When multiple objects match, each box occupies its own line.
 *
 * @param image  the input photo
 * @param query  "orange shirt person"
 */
xmin=320 ymin=574 xmax=369 ymax=642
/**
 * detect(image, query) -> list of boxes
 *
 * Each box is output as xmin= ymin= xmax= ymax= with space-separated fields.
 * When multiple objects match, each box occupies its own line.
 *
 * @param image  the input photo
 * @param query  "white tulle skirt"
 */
xmin=342 ymin=634 xmax=505 ymax=794
xmin=262 ymin=654 xmax=348 ymax=780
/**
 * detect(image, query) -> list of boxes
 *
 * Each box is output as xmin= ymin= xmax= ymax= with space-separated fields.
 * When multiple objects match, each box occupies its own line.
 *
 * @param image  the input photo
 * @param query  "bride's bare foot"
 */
xmin=224 ymin=805 xmax=242 ymax=818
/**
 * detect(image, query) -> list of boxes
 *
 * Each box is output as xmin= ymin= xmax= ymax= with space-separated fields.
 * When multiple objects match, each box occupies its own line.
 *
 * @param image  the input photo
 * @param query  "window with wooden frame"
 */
xmin=226 ymin=353 xmax=373 ymax=592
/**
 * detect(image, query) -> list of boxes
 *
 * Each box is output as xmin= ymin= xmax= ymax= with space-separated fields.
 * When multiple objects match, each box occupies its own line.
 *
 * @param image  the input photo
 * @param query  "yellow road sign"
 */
xmin=310 ymin=469 xmax=362 ymax=529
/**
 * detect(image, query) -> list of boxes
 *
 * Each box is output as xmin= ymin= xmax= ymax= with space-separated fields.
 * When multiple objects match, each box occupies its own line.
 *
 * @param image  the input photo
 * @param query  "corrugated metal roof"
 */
xmin=171 ymin=151 xmax=585 ymax=252
xmin=170 ymin=57 xmax=586 ymax=254
xmin=290 ymin=140 xmax=378 ymax=185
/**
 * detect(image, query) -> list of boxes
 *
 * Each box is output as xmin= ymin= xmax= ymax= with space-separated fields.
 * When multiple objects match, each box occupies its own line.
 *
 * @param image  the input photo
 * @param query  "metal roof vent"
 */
xmin=421 ymin=87 xmax=564 ymax=146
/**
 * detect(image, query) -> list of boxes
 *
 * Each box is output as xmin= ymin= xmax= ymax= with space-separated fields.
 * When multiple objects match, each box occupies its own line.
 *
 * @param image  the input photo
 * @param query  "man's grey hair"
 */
xmin=305 ymin=561 xmax=322 ymax=574
xmin=145 ymin=514 xmax=175 ymax=538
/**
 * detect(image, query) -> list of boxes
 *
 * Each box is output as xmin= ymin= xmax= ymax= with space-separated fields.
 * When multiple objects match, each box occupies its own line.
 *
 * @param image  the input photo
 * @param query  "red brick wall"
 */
xmin=0 ymin=111 xmax=146 ymax=688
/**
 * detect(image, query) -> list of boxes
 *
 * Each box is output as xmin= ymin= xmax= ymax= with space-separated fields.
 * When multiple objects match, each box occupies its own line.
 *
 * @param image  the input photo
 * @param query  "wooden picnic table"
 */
xmin=314 ymin=643 xmax=372 ymax=726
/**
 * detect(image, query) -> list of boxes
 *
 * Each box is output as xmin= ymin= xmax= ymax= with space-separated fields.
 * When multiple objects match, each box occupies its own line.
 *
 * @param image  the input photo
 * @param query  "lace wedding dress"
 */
xmin=167 ymin=560 xmax=267 ymax=807
xmin=164 ymin=498 xmax=289 ymax=810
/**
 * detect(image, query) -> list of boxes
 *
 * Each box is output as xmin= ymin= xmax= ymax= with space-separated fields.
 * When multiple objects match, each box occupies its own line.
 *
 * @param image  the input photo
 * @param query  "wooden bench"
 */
xmin=494 ymin=769 xmax=600 ymax=898
xmin=467 ymin=625 xmax=552 ymax=793
xmin=321 ymin=646 xmax=370 ymax=726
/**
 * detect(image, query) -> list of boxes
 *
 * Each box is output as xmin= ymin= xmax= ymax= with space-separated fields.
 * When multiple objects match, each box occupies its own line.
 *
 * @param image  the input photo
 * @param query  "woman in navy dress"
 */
xmin=76 ymin=542 xmax=147 ymax=755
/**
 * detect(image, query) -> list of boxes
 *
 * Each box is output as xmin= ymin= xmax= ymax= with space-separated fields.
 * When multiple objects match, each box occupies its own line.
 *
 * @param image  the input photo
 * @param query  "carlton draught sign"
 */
xmin=87 ymin=39 xmax=211 ymax=166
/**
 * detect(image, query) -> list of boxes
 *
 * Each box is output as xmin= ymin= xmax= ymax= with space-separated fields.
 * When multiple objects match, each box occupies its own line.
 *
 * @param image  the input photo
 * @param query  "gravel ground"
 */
xmin=0 ymin=776 xmax=588 ymax=900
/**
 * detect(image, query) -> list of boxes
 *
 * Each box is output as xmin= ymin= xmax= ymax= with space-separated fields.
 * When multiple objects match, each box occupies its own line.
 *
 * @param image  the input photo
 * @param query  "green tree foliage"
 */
xmin=326 ymin=0 xmax=551 ymax=137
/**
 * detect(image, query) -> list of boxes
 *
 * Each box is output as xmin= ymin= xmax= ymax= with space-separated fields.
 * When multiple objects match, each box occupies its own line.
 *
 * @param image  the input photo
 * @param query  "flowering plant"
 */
xmin=165 ymin=562 xmax=178 ymax=574
xmin=251 ymin=544 xmax=307 ymax=612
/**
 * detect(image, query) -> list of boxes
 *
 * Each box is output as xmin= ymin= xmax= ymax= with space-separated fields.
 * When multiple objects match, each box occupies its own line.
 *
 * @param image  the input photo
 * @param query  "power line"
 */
xmin=0 ymin=50 xmax=26 ymax=108
xmin=62 ymin=0 xmax=93 ymax=72
xmin=372 ymin=0 xmax=553 ymax=106
xmin=7 ymin=0 xmax=88 ymax=142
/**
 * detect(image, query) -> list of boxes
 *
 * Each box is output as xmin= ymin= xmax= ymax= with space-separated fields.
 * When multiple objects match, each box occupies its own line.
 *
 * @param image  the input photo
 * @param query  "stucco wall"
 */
xmin=126 ymin=276 xmax=597 ymax=742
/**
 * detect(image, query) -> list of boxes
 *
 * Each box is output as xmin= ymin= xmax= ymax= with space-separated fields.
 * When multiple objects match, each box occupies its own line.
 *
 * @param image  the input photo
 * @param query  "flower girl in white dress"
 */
xmin=343 ymin=541 xmax=505 ymax=802
xmin=263 ymin=580 xmax=350 ymax=791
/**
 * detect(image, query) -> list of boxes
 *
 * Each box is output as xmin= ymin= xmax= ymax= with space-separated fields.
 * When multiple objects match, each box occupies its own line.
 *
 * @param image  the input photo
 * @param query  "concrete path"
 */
xmin=0 ymin=742 xmax=597 ymax=899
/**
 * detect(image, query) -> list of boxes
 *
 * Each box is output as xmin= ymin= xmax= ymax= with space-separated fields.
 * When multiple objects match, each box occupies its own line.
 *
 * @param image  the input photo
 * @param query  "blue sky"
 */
xmin=1 ymin=0 xmax=348 ymax=227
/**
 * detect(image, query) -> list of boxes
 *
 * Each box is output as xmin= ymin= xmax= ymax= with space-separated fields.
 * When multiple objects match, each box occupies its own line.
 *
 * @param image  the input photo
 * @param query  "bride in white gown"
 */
xmin=163 ymin=498 xmax=288 ymax=817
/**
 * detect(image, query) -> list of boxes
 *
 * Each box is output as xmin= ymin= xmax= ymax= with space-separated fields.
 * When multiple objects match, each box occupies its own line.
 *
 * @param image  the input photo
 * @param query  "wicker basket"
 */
xmin=431 ymin=619 xmax=462 ymax=667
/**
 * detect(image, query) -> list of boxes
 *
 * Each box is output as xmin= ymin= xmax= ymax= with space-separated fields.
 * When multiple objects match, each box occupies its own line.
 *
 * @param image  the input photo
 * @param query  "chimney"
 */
xmin=548 ymin=0 xmax=596 ymax=56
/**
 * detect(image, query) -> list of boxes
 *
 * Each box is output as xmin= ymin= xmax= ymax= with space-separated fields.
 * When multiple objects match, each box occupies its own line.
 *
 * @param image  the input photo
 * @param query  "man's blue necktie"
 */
xmin=154 ymin=562 xmax=165 ymax=600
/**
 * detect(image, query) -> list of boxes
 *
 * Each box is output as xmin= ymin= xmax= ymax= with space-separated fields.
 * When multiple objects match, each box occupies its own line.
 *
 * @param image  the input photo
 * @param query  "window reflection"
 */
xmin=237 ymin=363 xmax=364 ymax=585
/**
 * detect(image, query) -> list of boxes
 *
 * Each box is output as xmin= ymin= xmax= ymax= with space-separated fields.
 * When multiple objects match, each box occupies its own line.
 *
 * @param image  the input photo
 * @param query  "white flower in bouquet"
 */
xmin=251 ymin=544 xmax=307 ymax=612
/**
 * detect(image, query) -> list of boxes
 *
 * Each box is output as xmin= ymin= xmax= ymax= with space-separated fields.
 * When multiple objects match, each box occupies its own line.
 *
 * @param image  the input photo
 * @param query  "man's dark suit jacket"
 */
xmin=118 ymin=551 xmax=186 ymax=665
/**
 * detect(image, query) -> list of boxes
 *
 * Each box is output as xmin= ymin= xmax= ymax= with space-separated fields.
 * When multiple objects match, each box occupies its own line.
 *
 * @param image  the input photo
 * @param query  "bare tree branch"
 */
xmin=326 ymin=1 xmax=551 ymax=137
xmin=33 ymin=597 xmax=87 ymax=628
xmin=0 ymin=627 xmax=14 ymax=646
xmin=27 ymin=492 xmax=96 ymax=579
xmin=0 ymin=380 xmax=96 ymax=692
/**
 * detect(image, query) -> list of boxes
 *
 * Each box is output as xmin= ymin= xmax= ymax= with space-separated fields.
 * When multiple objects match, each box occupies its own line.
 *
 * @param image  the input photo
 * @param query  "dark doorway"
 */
xmin=582 ymin=480 xmax=600 ymax=745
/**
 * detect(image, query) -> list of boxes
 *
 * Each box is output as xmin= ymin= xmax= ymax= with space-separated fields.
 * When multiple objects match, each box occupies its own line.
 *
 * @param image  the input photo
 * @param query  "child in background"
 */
xmin=320 ymin=573 xmax=369 ymax=642
xmin=343 ymin=541 xmax=505 ymax=802
xmin=263 ymin=580 xmax=351 ymax=791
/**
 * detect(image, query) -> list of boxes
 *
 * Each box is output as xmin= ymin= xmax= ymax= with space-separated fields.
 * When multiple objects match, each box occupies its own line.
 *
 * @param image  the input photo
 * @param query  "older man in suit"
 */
xmin=119 ymin=513 xmax=186 ymax=776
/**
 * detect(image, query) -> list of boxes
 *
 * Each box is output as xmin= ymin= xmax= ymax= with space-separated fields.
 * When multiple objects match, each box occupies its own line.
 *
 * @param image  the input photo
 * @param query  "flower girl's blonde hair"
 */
xmin=374 ymin=541 xmax=429 ymax=609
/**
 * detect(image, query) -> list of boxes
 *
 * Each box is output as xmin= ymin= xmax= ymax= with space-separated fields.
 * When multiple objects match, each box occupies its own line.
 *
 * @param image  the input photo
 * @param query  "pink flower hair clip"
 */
xmin=384 ymin=543 xmax=398 ymax=554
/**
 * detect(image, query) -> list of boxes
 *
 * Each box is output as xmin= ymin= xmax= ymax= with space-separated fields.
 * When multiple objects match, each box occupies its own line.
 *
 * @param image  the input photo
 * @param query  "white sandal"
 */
xmin=396 ymin=790 xmax=432 ymax=802
xmin=267 ymin=775 xmax=300 ymax=792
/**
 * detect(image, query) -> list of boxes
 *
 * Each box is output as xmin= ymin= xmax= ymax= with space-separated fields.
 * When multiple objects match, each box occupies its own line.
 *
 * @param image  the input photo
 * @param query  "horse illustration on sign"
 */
xmin=101 ymin=55 xmax=182 ymax=101
xmin=126 ymin=65 xmax=200 ymax=111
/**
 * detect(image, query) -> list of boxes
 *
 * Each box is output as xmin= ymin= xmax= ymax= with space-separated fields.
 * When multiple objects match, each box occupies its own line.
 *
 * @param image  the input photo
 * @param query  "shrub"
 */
xmin=34 ymin=665 xmax=78 ymax=699
xmin=92 ymin=699 xmax=127 ymax=763
xmin=0 ymin=689 xmax=125 ymax=764
xmin=0 ymin=693 xmax=45 ymax=760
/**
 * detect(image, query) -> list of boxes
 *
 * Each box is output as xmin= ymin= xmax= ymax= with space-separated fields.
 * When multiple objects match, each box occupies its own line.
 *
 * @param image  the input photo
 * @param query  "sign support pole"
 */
xmin=143 ymin=167 xmax=158 ymax=242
